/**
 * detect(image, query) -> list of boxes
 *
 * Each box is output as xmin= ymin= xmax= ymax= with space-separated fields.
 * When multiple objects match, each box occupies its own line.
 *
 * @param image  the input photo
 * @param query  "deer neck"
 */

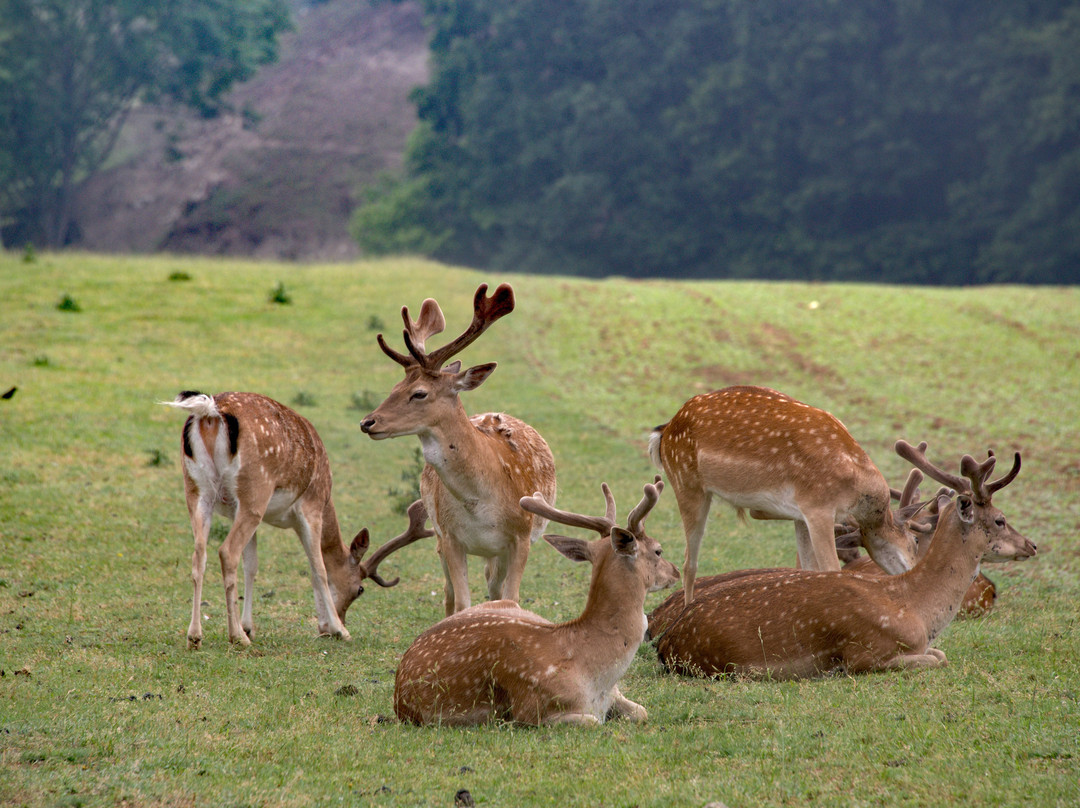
xmin=316 ymin=497 xmax=349 ymax=563
xmin=890 ymin=507 xmax=981 ymax=643
xmin=565 ymin=559 xmax=649 ymax=662
xmin=416 ymin=403 xmax=497 ymax=502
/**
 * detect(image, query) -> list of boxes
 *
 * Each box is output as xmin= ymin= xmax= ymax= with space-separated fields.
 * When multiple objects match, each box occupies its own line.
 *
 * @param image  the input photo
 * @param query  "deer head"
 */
xmin=895 ymin=440 xmax=1035 ymax=562
xmin=360 ymin=284 xmax=515 ymax=440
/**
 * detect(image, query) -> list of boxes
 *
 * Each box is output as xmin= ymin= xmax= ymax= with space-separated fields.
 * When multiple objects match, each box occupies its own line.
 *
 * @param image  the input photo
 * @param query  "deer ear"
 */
xmin=453 ymin=362 xmax=497 ymax=392
xmin=350 ymin=528 xmax=370 ymax=562
xmin=544 ymin=534 xmax=592 ymax=563
xmin=610 ymin=527 xmax=638 ymax=557
xmin=957 ymin=495 xmax=975 ymax=525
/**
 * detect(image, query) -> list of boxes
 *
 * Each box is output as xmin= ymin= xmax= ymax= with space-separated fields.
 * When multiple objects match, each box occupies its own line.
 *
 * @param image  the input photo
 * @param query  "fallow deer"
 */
xmin=165 ymin=391 xmax=433 ymax=648
xmin=649 ymin=385 xmax=920 ymax=605
xmin=836 ymin=473 xmax=998 ymax=618
xmin=393 ymin=477 xmax=680 ymax=726
xmin=650 ymin=441 xmax=1036 ymax=679
xmin=360 ymin=284 xmax=557 ymax=616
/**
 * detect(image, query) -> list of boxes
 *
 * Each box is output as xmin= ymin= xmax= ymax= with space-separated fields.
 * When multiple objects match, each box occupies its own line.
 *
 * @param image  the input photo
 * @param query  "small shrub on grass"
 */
xmin=349 ymin=390 xmax=382 ymax=411
xmin=367 ymin=314 xmax=386 ymax=331
xmin=388 ymin=447 xmax=424 ymax=515
xmin=292 ymin=391 xmax=317 ymax=407
xmin=268 ymin=282 xmax=292 ymax=305
xmin=168 ymin=271 xmax=192 ymax=281
xmin=56 ymin=294 xmax=81 ymax=312
xmin=22 ymin=244 xmax=36 ymax=263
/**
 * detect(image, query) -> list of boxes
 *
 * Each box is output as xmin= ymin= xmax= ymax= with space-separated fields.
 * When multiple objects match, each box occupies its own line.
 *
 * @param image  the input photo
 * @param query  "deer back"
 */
xmin=653 ymin=386 xmax=880 ymax=511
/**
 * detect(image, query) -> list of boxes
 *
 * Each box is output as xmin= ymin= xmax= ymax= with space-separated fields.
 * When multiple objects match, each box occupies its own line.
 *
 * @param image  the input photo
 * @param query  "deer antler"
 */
xmin=896 ymin=440 xmax=1021 ymax=506
xmin=521 ymin=483 xmax=617 ymax=537
xmin=376 ymin=284 xmax=514 ymax=371
xmin=361 ymin=500 xmax=435 ymax=587
xmin=627 ymin=475 xmax=664 ymax=535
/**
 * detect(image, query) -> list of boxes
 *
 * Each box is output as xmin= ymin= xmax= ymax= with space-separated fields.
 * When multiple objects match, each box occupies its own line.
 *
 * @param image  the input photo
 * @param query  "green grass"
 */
xmin=1 ymin=252 xmax=1078 ymax=807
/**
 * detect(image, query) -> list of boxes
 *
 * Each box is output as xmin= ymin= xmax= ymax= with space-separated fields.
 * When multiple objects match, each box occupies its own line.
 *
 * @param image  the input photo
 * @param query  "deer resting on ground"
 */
xmin=650 ymin=441 xmax=1036 ymax=679
xmin=393 ymin=478 xmax=680 ymax=726
xmin=166 ymin=391 xmax=433 ymax=648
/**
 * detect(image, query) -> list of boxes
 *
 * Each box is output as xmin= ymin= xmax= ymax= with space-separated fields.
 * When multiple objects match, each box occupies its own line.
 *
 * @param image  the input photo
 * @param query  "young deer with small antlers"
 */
xmin=393 ymin=478 xmax=680 ymax=726
xmin=166 ymin=391 xmax=433 ymax=648
xmin=651 ymin=441 xmax=1036 ymax=679
xmin=360 ymin=284 xmax=557 ymax=616
xmin=650 ymin=385 xmax=920 ymax=605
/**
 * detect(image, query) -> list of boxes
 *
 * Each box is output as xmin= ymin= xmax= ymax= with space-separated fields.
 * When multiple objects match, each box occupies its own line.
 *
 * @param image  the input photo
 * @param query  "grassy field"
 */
xmin=1 ymin=252 xmax=1077 ymax=807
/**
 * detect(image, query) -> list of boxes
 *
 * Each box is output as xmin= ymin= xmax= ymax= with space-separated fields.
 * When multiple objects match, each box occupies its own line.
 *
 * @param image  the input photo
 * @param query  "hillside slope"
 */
xmin=72 ymin=0 xmax=427 ymax=260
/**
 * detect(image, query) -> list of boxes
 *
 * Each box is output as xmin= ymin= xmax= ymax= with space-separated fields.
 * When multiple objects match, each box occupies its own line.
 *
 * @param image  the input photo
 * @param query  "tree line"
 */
xmin=354 ymin=0 xmax=1080 ymax=284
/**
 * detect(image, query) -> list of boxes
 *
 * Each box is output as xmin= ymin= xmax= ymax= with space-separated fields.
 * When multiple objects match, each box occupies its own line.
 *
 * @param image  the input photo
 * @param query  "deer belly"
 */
xmin=709 ymin=483 xmax=803 ymax=521
xmin=259 ymin=489 xmax=303 ymax=529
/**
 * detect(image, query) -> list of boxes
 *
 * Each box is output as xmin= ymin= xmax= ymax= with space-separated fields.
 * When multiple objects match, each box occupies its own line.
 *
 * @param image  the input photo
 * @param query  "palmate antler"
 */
xmin=356 ymin=500 xmax=435 ymax=587
xmin=376 ymin=284 xmax=516 ymax=371
xmin=521 ymin=476 xmax=665 ymax=542
xmin=895 ymin=440 xmax=1021 ymax=506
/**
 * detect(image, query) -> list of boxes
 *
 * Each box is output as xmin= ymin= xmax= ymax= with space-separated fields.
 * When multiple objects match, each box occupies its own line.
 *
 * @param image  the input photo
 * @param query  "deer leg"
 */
xmin=544 ymin=712 xmax=602 ymax=727
xmin=794 ymin=510 xmax=842 ymax=571
xmin=240 ymin=532 xmax=257 ymax=639
xmin=491 ymin=542 xmax=528 ymax=603
xmin=674 ymin=488 xmax=711 ymax=606
xmin=294 ymin=508 xmax=350 ymax=640
xmin=440 ymin=537 xmax=471 ymax=616
xmin=186 ymin=498 xmax=213 ymax=650
xmin=607 ymin=687 xmax=648 ymax=723
xmin=219 ymin=510 xmax=263 ymax=646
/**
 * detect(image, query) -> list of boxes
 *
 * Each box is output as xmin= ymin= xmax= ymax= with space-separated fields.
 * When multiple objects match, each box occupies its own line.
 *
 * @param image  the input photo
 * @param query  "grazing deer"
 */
xmin=360 ymin=284 xmax=557 ymax=616
xmin=651 ymin=441 xmax=1036 ymax=679
xmin=393 ymin=478 xmax=680 ymax=726
xmin=165 ymin=391 xmax=433 ymax=648
xmin=649 ymin=385 xmax=920 ymax=605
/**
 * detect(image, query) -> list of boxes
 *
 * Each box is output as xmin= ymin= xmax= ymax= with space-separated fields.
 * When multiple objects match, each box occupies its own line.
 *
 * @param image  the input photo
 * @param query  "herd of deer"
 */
xmin=164 ymin=283 xmax=1037 ymax=726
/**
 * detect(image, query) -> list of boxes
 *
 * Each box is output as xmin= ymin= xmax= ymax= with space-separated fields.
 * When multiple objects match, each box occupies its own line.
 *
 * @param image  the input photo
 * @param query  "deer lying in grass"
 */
xmin=393 ymin=478 xmax=680 ymax=726
xmin=361 ymin=283 xmax=557 ymax=616
xmin=165 ymin=391 xmax=433 ymax=648
xmin=651 ymin=441 xmax=1036 ymax=679
xmin=835 ymin=473 xmax=998 ymax=618
xmin=650 ymin=386 xmax=920 ymax=606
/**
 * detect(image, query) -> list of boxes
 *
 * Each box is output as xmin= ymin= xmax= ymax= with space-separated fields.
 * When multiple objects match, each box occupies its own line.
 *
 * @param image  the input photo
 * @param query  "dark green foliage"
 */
xmin=0 ymin=0 xmax=291 ymax=248
xmin=355 ymin=0 xmax=1080 ymax=284
xmin=56 ymin=294 xmax=81 ymax=312
xmin=268 ymin=281 xmax=292 ymax=304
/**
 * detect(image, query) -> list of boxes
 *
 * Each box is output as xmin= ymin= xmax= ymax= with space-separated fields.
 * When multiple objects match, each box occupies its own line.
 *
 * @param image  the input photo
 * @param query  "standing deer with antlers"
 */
xmin=393 ymin=478 xmax=680 ymax=726
xmin=360 ymin=284 xmax=557 ymax=616
xmin=651 ymin=440 xmax=1036 ymax=679
xmin=166 ymin=391 xmax=433 ymax=648
xmin=650 ymin=385 xmax=920 ymax=605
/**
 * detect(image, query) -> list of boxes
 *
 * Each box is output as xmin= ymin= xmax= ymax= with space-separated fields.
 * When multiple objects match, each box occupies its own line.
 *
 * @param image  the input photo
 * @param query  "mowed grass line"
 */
xmin=0 ymin=252 xmax=1077 ymax=807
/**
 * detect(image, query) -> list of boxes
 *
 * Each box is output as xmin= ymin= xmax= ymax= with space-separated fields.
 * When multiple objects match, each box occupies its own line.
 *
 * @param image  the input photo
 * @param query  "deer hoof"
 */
xmin=187 ymin=635 xmax=202 ymax=650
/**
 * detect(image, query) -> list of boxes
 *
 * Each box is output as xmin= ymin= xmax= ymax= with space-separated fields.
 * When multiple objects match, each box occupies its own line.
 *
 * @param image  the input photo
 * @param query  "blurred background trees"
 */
xmin=353 ymin=0 xmax=1080 ymax=283
xmin=0 ymin=0 xmax=290 ymax=248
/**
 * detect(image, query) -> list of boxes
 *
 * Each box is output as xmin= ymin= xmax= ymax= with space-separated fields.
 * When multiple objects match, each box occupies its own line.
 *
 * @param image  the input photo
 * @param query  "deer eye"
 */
xmin=995 ymin=517 xmax=1006 ymax=528
xmin=410 ymin=390 xmax=428 ymax=401
xmin=655 ymin=548 xmax=662 ymax=557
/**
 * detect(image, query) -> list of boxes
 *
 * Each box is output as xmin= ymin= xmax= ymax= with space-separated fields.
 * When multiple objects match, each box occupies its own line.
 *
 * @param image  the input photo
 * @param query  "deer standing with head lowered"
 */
xmin=650 ymin=441 xmax=1036 ymax=679
xmin=393 ymin=478 xmax=680 ymax=726
xmin=165 ymin=391 xmax=433 ymax=648
xmin=360 ymin=284 xmax=557 ymax=616
xmin=650 ymin=385 xmax=920 ymax=605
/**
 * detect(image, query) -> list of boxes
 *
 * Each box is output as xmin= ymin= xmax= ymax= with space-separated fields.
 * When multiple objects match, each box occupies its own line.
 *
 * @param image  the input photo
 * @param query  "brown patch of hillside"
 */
xmin=73 ymin=0 xmax=427 ymax=260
